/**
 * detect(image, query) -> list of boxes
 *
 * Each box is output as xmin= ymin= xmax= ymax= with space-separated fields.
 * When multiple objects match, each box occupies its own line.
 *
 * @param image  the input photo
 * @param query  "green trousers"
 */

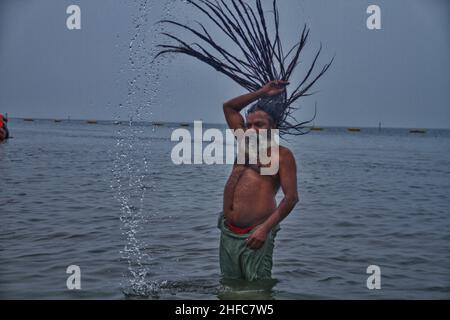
xmin=217 ymin=212 xmax=280 ymax=281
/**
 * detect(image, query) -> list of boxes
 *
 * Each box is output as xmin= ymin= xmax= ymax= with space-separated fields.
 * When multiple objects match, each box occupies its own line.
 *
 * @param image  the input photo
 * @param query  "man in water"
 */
xmin=155 ymin=0 xmax=331 ymax=283
xmin=219 ymin=80 xmax=299 ymax=281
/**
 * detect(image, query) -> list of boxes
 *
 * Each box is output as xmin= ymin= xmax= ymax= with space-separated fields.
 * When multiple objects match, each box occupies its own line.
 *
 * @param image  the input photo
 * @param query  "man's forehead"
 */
xmin=246 ymin=111 xmax=270 ymax=122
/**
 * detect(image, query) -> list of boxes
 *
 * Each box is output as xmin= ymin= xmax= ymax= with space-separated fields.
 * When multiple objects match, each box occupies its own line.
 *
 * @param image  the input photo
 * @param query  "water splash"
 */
xmin=109 ymin=0 xmax=189 ymax=297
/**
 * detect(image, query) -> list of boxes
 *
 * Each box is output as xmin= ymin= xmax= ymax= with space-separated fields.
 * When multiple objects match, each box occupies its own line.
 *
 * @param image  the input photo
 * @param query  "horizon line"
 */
xmin=6 ymin=116 xmax=450 ymax=130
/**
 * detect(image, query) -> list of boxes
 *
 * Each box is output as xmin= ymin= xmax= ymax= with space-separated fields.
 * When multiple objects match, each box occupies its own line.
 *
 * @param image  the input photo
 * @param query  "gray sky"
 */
xmin=0 ymin=0 xmax=449 ymax=128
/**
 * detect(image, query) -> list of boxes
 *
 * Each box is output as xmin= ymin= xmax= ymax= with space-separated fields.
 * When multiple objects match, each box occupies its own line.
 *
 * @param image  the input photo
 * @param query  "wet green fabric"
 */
xmin=217 ymin=212 xmax=280 ymax=281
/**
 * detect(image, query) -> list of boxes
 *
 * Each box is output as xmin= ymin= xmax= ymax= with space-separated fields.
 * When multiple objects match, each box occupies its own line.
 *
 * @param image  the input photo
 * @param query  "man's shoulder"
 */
xmin=278 ymin=145 xmax=294 ymax=157
xmin=277 ymin=145 xmax=296 ymax=166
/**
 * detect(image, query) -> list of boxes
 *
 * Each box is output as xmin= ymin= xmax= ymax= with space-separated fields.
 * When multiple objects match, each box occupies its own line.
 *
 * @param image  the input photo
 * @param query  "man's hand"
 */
xmin=260 ymin=80 xmax=289 ymax=97
xmin=245 ymin=226 xmax=269 ymax=250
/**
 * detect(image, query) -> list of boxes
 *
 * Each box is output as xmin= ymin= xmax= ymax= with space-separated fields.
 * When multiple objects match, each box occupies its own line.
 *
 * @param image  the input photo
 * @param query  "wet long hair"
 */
xmin=155 ymin=0 xmax=333 ymax=136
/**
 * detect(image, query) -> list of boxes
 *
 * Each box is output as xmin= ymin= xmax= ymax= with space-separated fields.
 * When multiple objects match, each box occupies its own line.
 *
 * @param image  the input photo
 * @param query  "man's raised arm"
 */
xmin=223 ymin=80 xmax=289 ymax=130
